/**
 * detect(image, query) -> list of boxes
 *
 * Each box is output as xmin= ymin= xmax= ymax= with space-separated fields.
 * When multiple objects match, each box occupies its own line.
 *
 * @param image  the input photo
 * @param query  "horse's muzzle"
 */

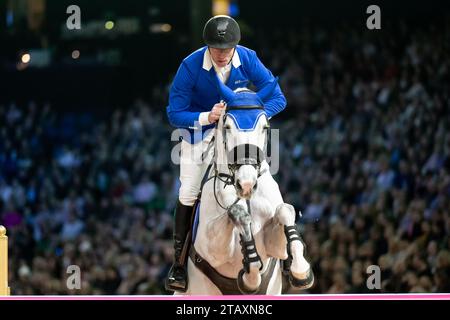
xmin=236 ymin=179 xmax=258 ymax=199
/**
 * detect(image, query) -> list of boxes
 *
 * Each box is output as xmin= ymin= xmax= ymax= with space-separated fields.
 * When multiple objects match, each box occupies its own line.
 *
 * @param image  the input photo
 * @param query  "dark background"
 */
xmin=0 ymin=0 xmax=448 ymax=112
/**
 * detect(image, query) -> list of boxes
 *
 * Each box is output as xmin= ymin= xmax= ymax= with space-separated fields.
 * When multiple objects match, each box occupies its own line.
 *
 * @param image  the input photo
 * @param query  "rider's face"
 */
xmin=209 ymin=47 xmax=235 ymax=68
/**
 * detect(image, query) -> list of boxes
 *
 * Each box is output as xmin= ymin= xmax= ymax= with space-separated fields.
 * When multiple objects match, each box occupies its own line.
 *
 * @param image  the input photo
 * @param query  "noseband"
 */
xmin=227 ymin=144 xmax=265 ymax=178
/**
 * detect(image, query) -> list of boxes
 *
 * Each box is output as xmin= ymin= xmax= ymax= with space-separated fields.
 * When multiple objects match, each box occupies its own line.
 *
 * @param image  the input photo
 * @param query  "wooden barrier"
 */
xmin=0 ymin=225 xmax=10 ymax=295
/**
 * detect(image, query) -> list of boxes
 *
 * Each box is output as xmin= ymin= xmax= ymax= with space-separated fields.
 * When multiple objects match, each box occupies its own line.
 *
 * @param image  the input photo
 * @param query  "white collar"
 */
xmin=202 ymin=47 xmax=241 ymax=71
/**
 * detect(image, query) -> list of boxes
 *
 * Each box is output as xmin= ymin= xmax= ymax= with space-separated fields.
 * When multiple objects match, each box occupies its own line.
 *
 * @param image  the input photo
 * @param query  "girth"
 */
xmin=189 ymin=245 xmax=278 ymax=295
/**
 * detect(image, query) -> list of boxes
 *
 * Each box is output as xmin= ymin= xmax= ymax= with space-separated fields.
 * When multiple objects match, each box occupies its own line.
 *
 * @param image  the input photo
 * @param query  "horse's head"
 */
xmin=215 ymin=77 xmax=278 ymax=199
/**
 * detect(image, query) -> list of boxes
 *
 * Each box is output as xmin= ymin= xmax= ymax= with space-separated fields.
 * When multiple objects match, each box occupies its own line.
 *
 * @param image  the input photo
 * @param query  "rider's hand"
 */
xmin=208 ymin=102 xmax=226 ymax=123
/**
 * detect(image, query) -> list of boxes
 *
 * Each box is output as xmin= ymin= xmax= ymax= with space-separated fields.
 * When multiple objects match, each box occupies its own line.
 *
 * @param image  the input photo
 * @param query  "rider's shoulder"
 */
xmin=235 ymin=45 xmax=258 ymax=62
xmin=182 ymin=46 xmax=208 ymax=66
xmin=235 ymin=45 xmax=254 ymax=54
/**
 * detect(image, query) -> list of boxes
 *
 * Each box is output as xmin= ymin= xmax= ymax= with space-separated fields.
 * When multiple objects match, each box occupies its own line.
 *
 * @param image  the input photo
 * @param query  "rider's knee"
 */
xmin=179 ymin=187 xmax=198 ymax=207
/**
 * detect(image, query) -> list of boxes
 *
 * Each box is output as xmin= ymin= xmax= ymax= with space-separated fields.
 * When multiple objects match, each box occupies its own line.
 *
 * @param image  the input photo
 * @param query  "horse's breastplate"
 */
xmin=189 ymin=245 xmax=278 ymax=295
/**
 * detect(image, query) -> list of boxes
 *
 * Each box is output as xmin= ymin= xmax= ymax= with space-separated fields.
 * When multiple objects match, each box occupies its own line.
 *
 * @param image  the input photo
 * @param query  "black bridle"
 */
xmin=223 ymin=105 xmax=269 ymax=170
xmin=209 ymin=104 xmax=270 ymax=210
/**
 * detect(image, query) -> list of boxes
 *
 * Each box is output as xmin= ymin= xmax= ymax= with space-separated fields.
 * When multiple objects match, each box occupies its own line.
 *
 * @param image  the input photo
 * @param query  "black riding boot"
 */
xmin=165 ymin=201 xmax=194 ymax=292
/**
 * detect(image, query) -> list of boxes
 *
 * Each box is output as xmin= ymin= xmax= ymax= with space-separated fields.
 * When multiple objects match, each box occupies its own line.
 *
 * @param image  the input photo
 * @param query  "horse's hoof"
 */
xmin=237 ymin=269 xmax=259 ymax=295
xmin=289 ymin=268 xmax=314 ymax=290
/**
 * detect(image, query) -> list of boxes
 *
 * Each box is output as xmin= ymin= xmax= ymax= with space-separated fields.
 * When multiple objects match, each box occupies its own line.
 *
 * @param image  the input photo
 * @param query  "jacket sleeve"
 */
xmin=249 ymin=51 xmax=287 ymax=118
xmin=166 ymin=61 xmax=202 ymax=129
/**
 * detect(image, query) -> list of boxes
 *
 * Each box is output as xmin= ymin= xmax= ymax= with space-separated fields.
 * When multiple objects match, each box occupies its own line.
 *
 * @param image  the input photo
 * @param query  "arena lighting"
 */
xmin=149 ymin=23 xmax=172 ymax=33
xmin=72 ymin=50 xmax=80 ymax=59
xmin=161 ymin=23 xmax=172 ymax=32
xmin=105 ymin=20 xmax=114 ymax=30
xmin=213 ymin=0 xmax=230 ymax=15
xmin=21 ymin=53 xmax=31 ymax=63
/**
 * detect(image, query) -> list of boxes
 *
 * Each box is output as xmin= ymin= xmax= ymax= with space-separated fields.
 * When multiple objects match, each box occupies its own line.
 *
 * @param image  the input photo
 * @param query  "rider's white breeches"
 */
xmin=178 ymin=133 xmax=215 ymax=206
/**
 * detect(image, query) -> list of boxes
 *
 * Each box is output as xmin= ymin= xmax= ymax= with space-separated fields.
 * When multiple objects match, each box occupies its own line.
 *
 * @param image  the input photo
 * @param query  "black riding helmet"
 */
xmin=203 ymin=15 xmax=241 ymax=49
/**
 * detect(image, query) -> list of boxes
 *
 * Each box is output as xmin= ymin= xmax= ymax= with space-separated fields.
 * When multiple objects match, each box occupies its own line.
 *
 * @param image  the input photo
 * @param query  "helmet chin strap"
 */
xmin=228 ymin=47 xmax=236 ymax=65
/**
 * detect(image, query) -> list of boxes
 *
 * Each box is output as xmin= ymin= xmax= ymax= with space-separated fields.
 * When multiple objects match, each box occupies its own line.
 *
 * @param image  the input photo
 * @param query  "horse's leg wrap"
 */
xmin=227 ymin=203 xmax=264 ymax=293
xmin=232 ymin=205 xmax=263 ymax=274
xmin=240 ymin=233 xmax=263 ymax=274
xmin=236 ymin=233 xmax=263 ymax=294
xmin=283 ymin=225 xmax=314 ymax=289
xmin=283 ymin=225 xmax=302 ymax=270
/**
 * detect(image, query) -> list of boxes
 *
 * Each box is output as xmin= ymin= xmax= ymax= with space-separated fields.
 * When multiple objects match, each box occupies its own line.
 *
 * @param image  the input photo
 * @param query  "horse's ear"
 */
xmin=215 ymin=73 xmax=236 ymax=103
xmin=256 ymin=77 xmax=279 ymax=102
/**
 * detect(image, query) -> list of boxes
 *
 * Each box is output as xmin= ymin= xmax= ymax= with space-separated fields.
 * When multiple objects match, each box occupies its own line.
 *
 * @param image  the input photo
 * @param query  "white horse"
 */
xmin=175 ymin=78 xmax=314 ymax=295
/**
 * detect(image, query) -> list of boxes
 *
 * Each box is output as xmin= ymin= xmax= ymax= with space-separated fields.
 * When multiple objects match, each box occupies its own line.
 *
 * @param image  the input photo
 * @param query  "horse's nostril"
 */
xmin=236 ymin=180 xmax=242 ymax=190
xmin=253 ymin=182 xmax=258 ymax=190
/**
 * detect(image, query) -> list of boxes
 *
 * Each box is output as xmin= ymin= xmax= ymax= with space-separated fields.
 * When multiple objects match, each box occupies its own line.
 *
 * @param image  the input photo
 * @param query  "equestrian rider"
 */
xmin=165 ymin=15 xmax=287 ymax=292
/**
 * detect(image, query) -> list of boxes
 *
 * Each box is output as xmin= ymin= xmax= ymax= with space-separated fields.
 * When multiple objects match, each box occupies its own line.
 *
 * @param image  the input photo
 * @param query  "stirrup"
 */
xmin=165 ymin=265 xmax=188 ymax=292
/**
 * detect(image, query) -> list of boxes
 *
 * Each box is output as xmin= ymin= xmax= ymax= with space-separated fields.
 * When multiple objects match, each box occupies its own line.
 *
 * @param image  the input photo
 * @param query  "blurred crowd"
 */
xmin=1 ymin=98 xmax=178 ymax=294
xmin=1 ymin=20 xmax=449 ymax=294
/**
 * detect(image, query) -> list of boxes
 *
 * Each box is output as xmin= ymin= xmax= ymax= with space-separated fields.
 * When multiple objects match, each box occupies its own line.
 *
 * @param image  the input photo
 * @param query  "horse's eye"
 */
xmin=224 ymin=124 xmax=231 ymax=130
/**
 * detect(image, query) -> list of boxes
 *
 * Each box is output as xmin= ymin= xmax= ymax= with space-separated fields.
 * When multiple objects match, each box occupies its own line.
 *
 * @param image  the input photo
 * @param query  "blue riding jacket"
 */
xmin=166 ymin=45 xmax=287 ymax=144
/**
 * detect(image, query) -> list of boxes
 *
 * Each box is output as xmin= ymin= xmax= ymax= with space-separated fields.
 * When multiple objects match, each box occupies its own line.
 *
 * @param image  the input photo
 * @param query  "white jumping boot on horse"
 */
xmin=264 ymin=204 xmax=313 ymax=284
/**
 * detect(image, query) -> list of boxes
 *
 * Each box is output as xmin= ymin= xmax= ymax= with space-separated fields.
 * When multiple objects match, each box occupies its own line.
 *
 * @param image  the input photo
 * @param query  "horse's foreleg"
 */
xmin=263 ymin=212 xmax=289 ymax=260
xmin=275 ymin=204 xmax=314 ymax=288
xmin=228 ymin=203 xmax=262 ymax=293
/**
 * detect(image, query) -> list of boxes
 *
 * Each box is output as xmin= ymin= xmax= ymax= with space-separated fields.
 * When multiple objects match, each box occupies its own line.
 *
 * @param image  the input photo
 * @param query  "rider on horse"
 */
xmin=165 ymin=15 xmax=287 ymax=292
